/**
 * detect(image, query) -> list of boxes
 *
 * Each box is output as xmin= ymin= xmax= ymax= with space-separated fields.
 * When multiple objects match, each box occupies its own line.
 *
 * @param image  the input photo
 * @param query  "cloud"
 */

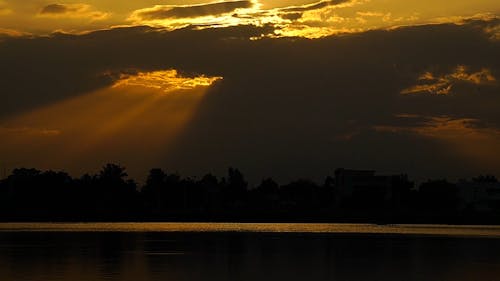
xmin=401 ymin=65 xmax=496 ymax=95
xmin=356 ymin=11 xmax=385 ymax=17
xmin=280 ymin=0 xmax=354 ymax=13
xmin=112 ymin=69 xmax=223 ymax=93
xmin=40 ymin=4 xmax=69 ymax=14
xmin=39 ymin=3 xmax=109 ymax=20
xmin=374 ymin=116 xmax=500 ymax=169
xmin=0 ymin=28 xmax=29 ymax=37
xmin=414 ymin=117 xmax=500 ymax=140
xmin=280 ymin=12 xmax=303 ymax=21
xmin=273 ymin=0 xmax=399 ymax=38
xmin=125 ymin=0 xmax=495 ymax=40
xmin=0 ymin=19 xmax=499 ymax=181
xmin=433 ymin=13 xmax=498 ymax=25
xmin=130 ymin=1 xmax=254 ymax=20
xmin=127 ymin=0 xmax=371 ymax=38
xmin=373 ymin=116 xmax=499 ymax=138
xmin=483 ymin=20 xmax=500 ymax=40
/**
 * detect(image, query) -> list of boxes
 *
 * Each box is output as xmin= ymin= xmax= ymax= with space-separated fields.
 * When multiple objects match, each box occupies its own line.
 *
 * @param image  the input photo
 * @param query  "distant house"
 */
xmin=457 ymin=180 xmax=500 ymax=213
xmin=334 ymin=168 xmax=412 ymax=204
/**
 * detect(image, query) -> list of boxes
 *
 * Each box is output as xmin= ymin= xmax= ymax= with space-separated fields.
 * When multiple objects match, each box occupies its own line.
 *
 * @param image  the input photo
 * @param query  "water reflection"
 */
xmin=2 ymin=223 xmax=500 ymax=236
xmin=1 ymin=230 xmax=500 ymax=281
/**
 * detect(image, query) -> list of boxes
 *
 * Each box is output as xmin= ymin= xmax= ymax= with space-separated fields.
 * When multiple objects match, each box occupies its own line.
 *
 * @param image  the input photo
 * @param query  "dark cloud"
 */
xmin=40 ymin=4 xmax=69 ymax=14
xmin=280 ymin=12 xmax=303 ymax=21
xmin=280 ymin=0 xmax=352 ymax=13
xmin=134 ymin=1 xmax=254 ymax=20
xmin=0 ymin=19 xmax=499 ymax=181
xmin=39 ymin=3 xmax=108 ymax=19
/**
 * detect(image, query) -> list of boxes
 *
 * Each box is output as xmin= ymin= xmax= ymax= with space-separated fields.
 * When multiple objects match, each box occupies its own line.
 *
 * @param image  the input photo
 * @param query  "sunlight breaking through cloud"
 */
xmin=126 ymin=0 xmax=495 ymax=39
xmin=0 ymin=0 xmax=498 ymax=37
xmin=112 ymin=70 xmax=223 ymax=93
xmin=401 ymin=65 xmax=496 ymax=95
xmin=127 ymin=0 xmax=369 ymax=38
xmin=484 ymin=22 xmax=500 ymax=40
xmin=123 ymin=0 xmax=500 ymax=39
xmin=0 ymin=69 xmax=222 ymax=177
xmin=128 ymin=0 xmax=265 ymax=30
xmin=132 ymin=1 xmax=254 ymax=20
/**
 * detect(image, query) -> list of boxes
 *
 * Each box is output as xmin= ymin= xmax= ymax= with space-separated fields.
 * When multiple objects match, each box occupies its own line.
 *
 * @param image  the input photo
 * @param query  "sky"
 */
xmin=0 ymin=0 xmax=499 ymax=182
xmin=1 ymin=0 xmax=499 ymax=36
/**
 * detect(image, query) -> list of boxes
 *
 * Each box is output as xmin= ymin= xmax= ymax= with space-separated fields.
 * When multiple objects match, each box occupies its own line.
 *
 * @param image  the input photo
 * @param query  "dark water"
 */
xmin=1 ymin=225 xmax=500 ymax=281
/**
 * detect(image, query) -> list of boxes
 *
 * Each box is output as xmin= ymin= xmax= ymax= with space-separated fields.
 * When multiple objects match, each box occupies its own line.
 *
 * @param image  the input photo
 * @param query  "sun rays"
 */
xmin=0 ymin=70 xmax=223 ymax=177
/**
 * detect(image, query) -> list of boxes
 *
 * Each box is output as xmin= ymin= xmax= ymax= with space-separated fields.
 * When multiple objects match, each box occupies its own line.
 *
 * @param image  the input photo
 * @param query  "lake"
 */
xmin=1 ymin=223 xmax=500 ymax=281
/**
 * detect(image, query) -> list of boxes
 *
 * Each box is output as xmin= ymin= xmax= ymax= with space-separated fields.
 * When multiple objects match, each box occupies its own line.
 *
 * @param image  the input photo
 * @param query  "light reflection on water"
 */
xmin=1 ymin=223 xmax=500 ymax=281
xmin=1 ymin=223 xmax=500 ymax=237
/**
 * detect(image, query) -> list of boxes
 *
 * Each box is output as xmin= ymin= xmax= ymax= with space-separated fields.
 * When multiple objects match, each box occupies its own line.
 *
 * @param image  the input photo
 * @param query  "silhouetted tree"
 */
xmin=222 ymin=168 xmax=248 ymax=216
xmin=142 ymin=168 xmax=168 ymax=217
xmin=99 ymin=164 xmax=128 ymax=183
xmin=92 ymin=164 xmax=138 ymax=220
xmin=418 ymin=179 xmax=458 ymax=221
xmin=0 ymin=165 xmax=498 ymax=224
xmin=280 ymin=179 xmax=321 ymax=218
xmin=473 ymin=175 xmax=498 ymax=183
xmin=198 ymin=174 xmax=221 ymax=218
xmin=251 ymin=178 xmax=280 ymax=217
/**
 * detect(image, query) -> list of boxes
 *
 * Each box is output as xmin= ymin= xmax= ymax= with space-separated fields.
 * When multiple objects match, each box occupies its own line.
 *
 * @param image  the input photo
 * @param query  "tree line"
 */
xmin=0 ymin=164 xmax=499 ymax=223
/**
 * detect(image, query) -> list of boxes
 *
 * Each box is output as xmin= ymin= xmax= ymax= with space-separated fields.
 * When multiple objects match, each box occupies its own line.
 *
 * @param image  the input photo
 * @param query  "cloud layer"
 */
xmin=401 ymin=65 xmax=496 ymax=95
xmin=38 ymin=3 xmax=109 ymax=20
xmin=0 ymin=18 xmax=499 ymax=181
xmin=280 ymin=0 xmax=354 ymax=13
xmin=132 ymin=1 xmax=254 ymax=20
xmin=0 ymin=0 xmax=498 ymax=38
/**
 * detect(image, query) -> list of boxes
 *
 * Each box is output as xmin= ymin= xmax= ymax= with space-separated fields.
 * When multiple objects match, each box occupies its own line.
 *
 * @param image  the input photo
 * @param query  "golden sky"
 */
xmin=0 ymin=0 xmax=499 ymax=36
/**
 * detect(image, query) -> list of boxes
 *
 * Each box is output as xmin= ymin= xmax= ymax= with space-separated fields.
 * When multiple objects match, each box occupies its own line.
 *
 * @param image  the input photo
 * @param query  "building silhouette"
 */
xmin=334 ymin=168 xmax=412 ymax=203
xmin=457 ymin=178 xmax=500 ymax=213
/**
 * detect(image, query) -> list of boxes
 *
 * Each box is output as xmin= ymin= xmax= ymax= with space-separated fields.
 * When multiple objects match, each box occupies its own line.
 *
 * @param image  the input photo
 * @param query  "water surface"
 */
xmin=2 ymin=222 xmax=500 ymax=236
xmin=1 ymin=223 xmax=500 ymax=281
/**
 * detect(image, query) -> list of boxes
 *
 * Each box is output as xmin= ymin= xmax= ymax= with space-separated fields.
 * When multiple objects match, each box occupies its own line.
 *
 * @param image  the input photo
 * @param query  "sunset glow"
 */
xmin=2 ymin=2 xmax=500 ymax=279
xmin=0 ymin=70 xmax=219 ymax=177
xmin=113 ymin=70 xmax=223 ymax=93
xmin=1 ymin=0 xmax=499 ymax=181
xmin=374 ymin=115 xmax=500 ymax=168
xmin=0 ymin=0 xmax=497 ymax=37
xmin=401 ymin=65 xmax=496 ymax=95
